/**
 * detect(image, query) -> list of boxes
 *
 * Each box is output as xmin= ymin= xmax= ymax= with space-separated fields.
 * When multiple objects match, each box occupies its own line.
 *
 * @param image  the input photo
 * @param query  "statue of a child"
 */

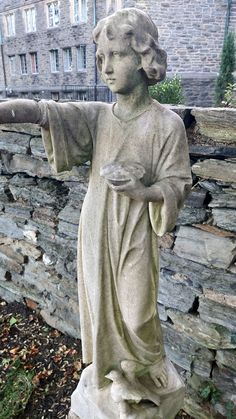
xmin=0 ymin=8 xmax=192 ymax=419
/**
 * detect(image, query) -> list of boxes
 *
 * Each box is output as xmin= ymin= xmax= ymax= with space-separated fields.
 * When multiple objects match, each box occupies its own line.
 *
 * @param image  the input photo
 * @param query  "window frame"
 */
xmin=47 ymin=1 xmax=60 ymax=28
xmin=30 ymin=52 xmax=39 ymax=74
xmin=5 ymin=13 xmax=15 ymax=37
xmin=8 ymin=55 xmax=16 ymax=76
xmin=50 ymin=49 xmax=59 ymax=73
xmin=63 ymin=47 xmax=72 ymax=72
xmin=24 ymin=7 xmax=36 ymax=33
xmin=73 ymin=0 xmax=87 ymax=24
xmin=19 ymin=54 xmax=28 ymax=75
xmin=77 ymin=45 xmax=86 ymax=71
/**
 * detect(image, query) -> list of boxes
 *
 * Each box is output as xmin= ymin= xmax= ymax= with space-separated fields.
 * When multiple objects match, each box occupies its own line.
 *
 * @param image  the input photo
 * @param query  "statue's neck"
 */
xmin=114 ymin=82 xmax=151 ymax=121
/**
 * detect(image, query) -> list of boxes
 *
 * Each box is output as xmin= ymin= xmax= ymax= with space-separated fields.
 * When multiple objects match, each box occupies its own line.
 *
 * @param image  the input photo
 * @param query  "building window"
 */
xmin=63 ymin=47 xmax=72 ymax=72
xmin=5 ymin=13 xmax=15 ymax=37
xmin=77 ymin=91 xmax=87 ymax=101
xmin=30 ymin=52 xmax=38 ymax=74
xmin=73 ymin=0 xmax=87 ymax=24
xmin=51 ymin=92 xmax=59 ymax=101
xmin=9 ymin=55 xmax=16 ymax=75
xmin=77 ymin=45 xmax=86 ymax=71
xmin=50 ymin=49 xmax=59 ymax=72
xmin=19 ymin=54 xmax=27 ymax=75
xmin=47 ymin=2 xmax=60 ymax=27
xmin=24 ymin=8 xmax=36 ymax=32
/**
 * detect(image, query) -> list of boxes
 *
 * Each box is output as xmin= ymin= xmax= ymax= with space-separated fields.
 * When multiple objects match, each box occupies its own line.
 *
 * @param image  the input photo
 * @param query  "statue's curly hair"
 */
xmin=93 ymin=8 xmax=167 ymax=85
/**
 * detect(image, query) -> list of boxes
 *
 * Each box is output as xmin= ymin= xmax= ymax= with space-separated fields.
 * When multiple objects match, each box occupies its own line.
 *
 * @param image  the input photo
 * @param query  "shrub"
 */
xmin=222 ymin=82 xmax=236 ymax=107
xmin=149 ymin=75 xmax=184 ymax=105
xmin=215 ymin=32 xmax=235 ymax=106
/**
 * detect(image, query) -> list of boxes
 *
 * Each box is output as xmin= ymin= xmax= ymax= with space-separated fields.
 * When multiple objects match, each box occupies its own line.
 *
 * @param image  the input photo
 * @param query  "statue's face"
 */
xmin=96 ymin=32 xmax=143 ymax=94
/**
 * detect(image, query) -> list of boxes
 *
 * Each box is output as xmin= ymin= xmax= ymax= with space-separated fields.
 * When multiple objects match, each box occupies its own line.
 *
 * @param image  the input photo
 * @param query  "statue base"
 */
xmin=68 ymin=359 xmax=185 ymax=419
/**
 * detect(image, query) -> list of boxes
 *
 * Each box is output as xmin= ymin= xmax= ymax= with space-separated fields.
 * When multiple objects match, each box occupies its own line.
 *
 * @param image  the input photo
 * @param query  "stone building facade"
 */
xmin=0 ymin=0 xmax=235 ymax=104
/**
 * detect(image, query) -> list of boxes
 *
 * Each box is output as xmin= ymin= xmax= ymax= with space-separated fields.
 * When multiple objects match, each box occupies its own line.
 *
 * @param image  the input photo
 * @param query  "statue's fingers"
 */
xmin=159 ymin=373 xmax=168 ymax=388
xmin=151 ymin=376 xmax=162 ymax=388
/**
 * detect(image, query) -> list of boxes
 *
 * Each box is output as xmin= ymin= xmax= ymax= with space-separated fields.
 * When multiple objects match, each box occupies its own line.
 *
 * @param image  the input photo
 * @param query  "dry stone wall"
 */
xmin=0 ymin=106 xmax=235 ymax=418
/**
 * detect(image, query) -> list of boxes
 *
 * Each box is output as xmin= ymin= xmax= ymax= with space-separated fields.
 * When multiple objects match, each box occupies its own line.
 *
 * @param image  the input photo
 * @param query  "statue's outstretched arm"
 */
xmin=0 ymin=99 xmax=41 ymax=125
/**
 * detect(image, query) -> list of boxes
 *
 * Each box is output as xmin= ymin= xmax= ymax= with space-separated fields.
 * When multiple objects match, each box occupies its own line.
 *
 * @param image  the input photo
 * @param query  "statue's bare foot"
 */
xmin=149 ymin=359 xmax=168 ymax=388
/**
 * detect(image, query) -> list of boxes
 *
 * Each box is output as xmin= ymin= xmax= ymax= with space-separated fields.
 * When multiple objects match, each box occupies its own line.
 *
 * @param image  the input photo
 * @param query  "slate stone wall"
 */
xmin=0 ymin=106 xmax=235 ymax=417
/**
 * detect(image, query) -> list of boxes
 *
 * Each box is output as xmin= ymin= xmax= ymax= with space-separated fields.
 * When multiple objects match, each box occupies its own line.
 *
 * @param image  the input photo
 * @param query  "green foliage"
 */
xmin=222 ymin=82 xmax=236 ymax=107
xmin=226 ymin=401 xmax=236 ymax=419
xmin=9 ymin=316 xmax=17 ymax=327
xmin=149 ymin=75 xmax=184 ymax=104
xmin=215 ymin=32 xmax=235 ymax=106
xmin=199 ymin=381 xmax=221 ymax=405
xmin=0 ymin=359 xmax=35 ymax=418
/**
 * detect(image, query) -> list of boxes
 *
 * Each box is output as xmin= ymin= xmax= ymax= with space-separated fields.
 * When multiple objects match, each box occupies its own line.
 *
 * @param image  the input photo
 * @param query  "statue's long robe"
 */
xmin=39 ymin=99 xmax=192 ymax=388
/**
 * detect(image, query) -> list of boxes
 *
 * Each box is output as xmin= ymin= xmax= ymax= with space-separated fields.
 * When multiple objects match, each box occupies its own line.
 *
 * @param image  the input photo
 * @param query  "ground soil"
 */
xmin=0 ymin=297 xmax=192 ymax=418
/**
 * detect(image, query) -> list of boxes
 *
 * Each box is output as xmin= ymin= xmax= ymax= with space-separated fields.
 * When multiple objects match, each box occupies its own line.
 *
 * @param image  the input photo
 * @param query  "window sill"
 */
xmin=77 ymin=69 xmax=87 ymax=73
xmin=71 ymin=21 xmax=87 ymax=27
xmin=47 ymin=26 xmax=60 ymax=30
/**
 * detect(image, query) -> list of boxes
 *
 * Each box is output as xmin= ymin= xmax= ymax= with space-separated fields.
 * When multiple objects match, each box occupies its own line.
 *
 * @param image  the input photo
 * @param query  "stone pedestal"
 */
xmin=68 ymin=359 xmax=185 ymax=419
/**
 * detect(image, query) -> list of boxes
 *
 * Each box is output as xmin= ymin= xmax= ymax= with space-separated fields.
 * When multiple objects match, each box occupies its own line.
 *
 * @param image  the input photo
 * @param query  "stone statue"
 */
xmin=0 ymin=8 xmax=192 ymax=419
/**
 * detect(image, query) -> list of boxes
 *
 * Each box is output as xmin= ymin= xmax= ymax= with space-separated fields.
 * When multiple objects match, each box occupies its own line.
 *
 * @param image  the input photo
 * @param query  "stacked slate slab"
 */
xmin=0 ymin=107 xmax=235 ymax=418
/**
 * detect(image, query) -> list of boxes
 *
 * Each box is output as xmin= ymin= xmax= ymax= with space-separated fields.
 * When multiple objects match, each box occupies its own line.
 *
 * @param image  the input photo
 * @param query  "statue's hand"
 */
xmin=107 ymin=175 xmax=147 ymax=201
xmin=149 ymin=359 xmax=168 ymax=388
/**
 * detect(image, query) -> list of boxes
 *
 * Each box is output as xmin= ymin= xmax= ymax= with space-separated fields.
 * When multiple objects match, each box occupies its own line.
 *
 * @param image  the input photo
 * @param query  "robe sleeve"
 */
xmin=38 ymin=100 xmax=94 ymax=173
xmin=149 ymin=113 xmax=192 ymax=237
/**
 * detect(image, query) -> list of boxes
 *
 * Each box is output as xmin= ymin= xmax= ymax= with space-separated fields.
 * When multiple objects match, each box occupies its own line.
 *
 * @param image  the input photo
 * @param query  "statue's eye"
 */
xmin=113 ymin=52 xmax=120 ymax=57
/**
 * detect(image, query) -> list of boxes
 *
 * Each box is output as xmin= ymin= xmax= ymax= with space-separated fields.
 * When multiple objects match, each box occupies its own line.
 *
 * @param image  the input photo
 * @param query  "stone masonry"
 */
xmin=0 ymin=105 xmax=236 ymax=417
xmin=0 ymin=0 xmax=235 ymax=105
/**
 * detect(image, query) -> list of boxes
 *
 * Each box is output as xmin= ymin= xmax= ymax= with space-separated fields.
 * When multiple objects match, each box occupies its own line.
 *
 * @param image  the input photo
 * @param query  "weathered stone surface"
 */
xmin=192 ymin=159 xmax=236 ymax=183
xmin=0 ymin=215 xmax=24 ymax=239
xmin=216 ymin=350 xmax=236 ymax=371
xmin=40 ymin=309 xmax=80 ymax=339
xmin=58 ymin=204 xmax=81 ymax=225
xmin=198 ymin=180 xmax=223 ymax=194
xmin=23 ymin=226 xmax=38 ymax=243
xmin=192 ymin=223 xmax=236 ymax=238
xmin=158 ymin=233 xmax=175 ymax=250
xmin=158 ymin=304 xmax=168 ymax=321
xmin=199 ymin=296 xmax=236 ymax=332
xmin=0 ymin=123 xmax=41 ymax=136
xmin=162 ymin=323 xmax=214 ymax=377
xmin=9 ymin=179 xmax=68 ymax=208
xmin=203 ymin=289 xmax=236 ymax=310
xmin=212 ymin=208 xmax=236 ymax=232
xmin=158 ymin=268 xmax=198 ymax=312
xmin=0 ymin=131 xmax=30 ymax=154
xmin=176 ymin=207 xmax=207 ymax=225
xmin=32 ymin=207 xmax=57 ymax=228
xmin=189 ymin=144 xmax=236 ymax=159
xmin=0 ymin=283 xmax=22 ymax=302
xmin=209 ymin=193 xmax=236 ymax=208
xmin=212 ymin=365 xmax=236 ymax=395
xmin=160 ymin=250 xmax=236 ymax=296
xmin=12 ymin=240 xmax=42 ymax=260
xmin=167 ymin=309 xmax=236 ymax=349
xmin=2 ymin=153 xmax=51 ymax=178
xmin=174 ymin=226 xmax=236 ymax=269
xmin=30 ymin=137 xmax=47 ymax=158
xmin=184 ymin=189 xmax=207 ymax=208
xmin=4 ymin=203 xmax=33 ymax=221
xmin=58 ymin=220 xmax=79 ymax=239
xmin=191 ymin=108 xmax=236 ymax=143
xmin=0 ymin=244 xmax=24 ymax=273
xmin=183 ymin=395 xmax=214 ymax=419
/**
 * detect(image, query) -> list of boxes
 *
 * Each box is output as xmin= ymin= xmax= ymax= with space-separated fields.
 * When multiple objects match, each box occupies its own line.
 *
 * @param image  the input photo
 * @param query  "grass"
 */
xmin=0 ymin=359 xmax=35 ymax=419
